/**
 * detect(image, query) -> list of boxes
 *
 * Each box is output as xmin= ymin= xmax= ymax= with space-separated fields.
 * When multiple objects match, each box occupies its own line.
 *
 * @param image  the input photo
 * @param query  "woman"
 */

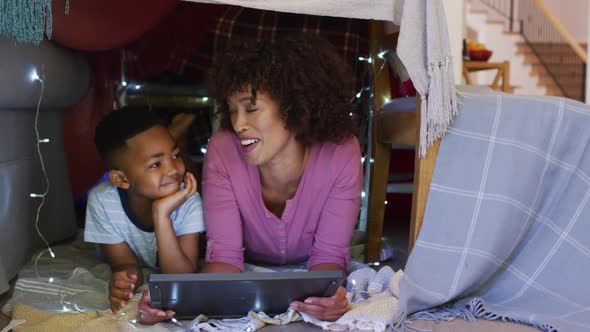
xmin=139 ymin=34 xmax=363 ymax=323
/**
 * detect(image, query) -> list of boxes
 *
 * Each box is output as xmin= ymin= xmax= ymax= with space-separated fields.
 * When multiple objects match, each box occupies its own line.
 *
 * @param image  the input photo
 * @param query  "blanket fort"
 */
xmin=183 ymin=0 xmax=459 ymax=156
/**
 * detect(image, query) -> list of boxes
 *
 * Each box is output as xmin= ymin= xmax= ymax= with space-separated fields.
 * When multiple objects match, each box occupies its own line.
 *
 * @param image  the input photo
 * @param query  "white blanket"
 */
xmin=4 ymin=246 xmax=404 ymax=332
xmin=184 ymin=0 xmax=398 ymax=22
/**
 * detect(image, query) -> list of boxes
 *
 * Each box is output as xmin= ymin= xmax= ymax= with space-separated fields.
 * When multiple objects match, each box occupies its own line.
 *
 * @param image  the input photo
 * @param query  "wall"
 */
xmin=518 ymin=0 xmax=588 ymax=43
xmin=543 ymin=0 xmax=588 ymax=43
xmin=443 ymin=0 xmax=467 ymax=83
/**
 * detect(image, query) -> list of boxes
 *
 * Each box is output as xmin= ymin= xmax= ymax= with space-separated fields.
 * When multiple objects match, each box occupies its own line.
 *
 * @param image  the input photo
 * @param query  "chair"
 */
xmin=365 ymin=21 xmax=440 ymax=262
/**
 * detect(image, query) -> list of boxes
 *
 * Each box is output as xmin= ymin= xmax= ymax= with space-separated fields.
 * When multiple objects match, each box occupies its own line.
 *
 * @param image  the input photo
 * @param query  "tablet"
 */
xmin=148 ymin=271 xmax=344 ymax=319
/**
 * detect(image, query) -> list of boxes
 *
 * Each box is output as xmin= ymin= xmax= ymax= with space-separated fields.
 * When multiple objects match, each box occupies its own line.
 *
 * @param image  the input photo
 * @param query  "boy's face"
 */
xmin=111 ymin=125 xmax=186 ymax=200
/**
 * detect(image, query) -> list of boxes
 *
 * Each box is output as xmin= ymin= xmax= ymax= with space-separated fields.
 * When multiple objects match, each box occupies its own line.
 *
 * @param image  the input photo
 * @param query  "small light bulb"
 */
xmin=49 ymin=277 xmax=54 ymax=283
xmin=134 ymin=84 xmax=141 ymax=90
xmin=30 ymin=193 xmax=43 ymax=198
xmin=29 ymin=68 xmax=40 ymax=82
xmin=356 ymin=92 xmax=362 ymax=98
xmin=200 ymin=147 xmax=207 ymax=154
xmin=361 ymin=157 xmax=366 ymax=163
xmin=170 ymin=317 xmax=182 ymax=327
xmin=378 ymin=51 xmax=387 ymax=59
xmin=384 ymin=200 xmax=388 ymax=205
xmin=361 ymin=191 xmax=366 ymax=198
xmin=49 ymin=248 xmax=55 ymax=258
xmin=349 ymin=112 xmax=353 ymax=117
xmin=121 ymin=81 xmax=127 ymax=87
xmin=39 ymin=138 xmax=50 ymax=143
xmin=202 ymin=97 xmax=209 ymax=102
xmin=370 ymin=158 xmax=375 ymax=164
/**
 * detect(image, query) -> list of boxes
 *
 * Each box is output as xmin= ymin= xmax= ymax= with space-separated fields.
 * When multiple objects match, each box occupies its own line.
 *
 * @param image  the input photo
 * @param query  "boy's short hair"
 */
xmin=94 ymin=106 xmax=165 ymax=169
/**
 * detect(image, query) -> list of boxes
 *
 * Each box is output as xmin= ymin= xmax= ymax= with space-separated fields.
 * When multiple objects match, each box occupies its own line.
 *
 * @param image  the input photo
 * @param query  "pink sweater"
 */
xmin=202 ymin=130 xmax=362 ymax=271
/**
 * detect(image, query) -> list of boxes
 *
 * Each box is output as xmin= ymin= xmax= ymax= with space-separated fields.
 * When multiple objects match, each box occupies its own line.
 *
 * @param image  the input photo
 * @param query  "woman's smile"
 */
xmin=240 ymin=137 xmax=260 ymax=153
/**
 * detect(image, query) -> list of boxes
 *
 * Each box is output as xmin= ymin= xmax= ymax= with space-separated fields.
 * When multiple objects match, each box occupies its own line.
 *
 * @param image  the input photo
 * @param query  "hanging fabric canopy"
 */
xmin=186 ymin=0 xmax=399 ymax=22
xmin=183 ymin=0 xmax=458 ymax=156
xmin=0 ymin=0 xmax=457 ymax=157
xmin=50 ymin=0 xmax=178 ymax=51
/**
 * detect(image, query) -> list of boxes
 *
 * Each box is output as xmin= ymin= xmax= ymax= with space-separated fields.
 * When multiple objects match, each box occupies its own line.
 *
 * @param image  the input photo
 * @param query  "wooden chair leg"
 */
xmin=365 ymin=20 xmax=392 ymax=263
xmin=409 ymin=140 xmax=440 ymax=252
xmin=366 ymin=141 xmax=390 ymax=262
xmin=409 ymin=97 xmax=441 ymax=253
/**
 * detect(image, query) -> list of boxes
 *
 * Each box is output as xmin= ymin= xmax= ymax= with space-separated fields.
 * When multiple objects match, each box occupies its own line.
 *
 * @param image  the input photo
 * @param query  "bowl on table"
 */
xmin=468 ymin=49 xmax=493 ymax=61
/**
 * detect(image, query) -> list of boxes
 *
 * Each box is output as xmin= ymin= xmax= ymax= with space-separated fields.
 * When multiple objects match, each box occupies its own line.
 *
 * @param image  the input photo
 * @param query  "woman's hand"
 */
xmin=290 ymin=286 xmax=349 ymax=321
xmin=137 ymin=289 xmax=175 ymax=325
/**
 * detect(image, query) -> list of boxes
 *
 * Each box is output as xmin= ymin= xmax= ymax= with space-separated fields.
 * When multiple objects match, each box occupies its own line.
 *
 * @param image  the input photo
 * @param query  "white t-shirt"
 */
xmin=84 ymin=181 xmax=205 ymax=268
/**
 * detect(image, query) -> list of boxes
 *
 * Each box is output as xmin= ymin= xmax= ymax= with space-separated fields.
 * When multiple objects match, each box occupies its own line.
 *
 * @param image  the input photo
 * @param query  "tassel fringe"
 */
xmin=394 ymin=298 xmax=558 ymax=332
xmin=0 ymin=0 xmax=53 ymax=44
xmin=419 ymin=56 xmax=459 ymax=158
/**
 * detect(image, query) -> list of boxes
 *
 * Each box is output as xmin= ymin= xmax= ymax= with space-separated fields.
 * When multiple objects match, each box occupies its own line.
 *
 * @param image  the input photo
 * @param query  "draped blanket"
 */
xmin=396 ymin=93 xmax=590 ymax=332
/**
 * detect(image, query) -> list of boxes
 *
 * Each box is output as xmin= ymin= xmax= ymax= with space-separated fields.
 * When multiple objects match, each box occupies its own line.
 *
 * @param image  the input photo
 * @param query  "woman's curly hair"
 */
xmin=210 ymin=34 xmax=361 ymax=145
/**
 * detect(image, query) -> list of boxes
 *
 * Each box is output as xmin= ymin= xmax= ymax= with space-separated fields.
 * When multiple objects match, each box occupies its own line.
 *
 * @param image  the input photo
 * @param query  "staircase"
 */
xmin=517 ymin=42 xmax=586 ymax=100
xmin=467 ymin=0 xmax=587 ymax=102
xmin=466 ymin=1 xmax=550 ymax=96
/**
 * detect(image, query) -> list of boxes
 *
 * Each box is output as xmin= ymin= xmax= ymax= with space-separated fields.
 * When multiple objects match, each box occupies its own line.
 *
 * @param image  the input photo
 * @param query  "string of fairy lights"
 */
xmin=27 ymin=67 xmax=57 ymax=281
xmin=26 ymin=67 xmax=85 ymax=314
xmin=356 ymin=49 xmax=392 ymax=233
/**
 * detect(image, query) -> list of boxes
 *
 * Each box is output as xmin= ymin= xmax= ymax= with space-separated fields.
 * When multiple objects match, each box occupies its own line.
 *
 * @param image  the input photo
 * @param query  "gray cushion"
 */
xmin=0 ymin=36 xmax=90 ymax=110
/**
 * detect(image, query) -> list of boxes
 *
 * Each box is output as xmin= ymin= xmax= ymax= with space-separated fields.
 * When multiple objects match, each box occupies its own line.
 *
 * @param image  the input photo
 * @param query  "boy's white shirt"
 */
xmin=84 ymin=180 xmax=205 ymax=269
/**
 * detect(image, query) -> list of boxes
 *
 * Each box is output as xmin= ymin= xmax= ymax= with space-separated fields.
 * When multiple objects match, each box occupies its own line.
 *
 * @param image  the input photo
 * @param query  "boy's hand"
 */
xmin=152 ymin=172 xmax=197 ymax=219
xmin=137 ymin=289 xmax=175 ymax=324
xmin=109 ymin=270 xmax=137 ymax=314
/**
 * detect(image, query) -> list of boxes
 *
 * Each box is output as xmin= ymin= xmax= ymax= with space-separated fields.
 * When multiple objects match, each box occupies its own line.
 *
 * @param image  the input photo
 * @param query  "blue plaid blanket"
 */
xmin=397 ymin=93 xmax=590 ymax=332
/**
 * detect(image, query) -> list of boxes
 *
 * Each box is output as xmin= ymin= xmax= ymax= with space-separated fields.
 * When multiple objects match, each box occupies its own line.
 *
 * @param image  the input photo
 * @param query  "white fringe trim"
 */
xmin=419 ymin=56 xmax=459 ymax=158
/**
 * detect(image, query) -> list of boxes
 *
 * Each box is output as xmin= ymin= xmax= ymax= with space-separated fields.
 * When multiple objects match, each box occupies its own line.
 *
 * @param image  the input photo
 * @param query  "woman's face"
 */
xmin=227 ymin=89 xmax=296 ymax=166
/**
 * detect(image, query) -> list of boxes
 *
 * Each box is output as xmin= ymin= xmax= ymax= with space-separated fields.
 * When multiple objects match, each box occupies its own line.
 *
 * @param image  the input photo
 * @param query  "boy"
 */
xmin=84 ymin=107 xmax=205 ymax=314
